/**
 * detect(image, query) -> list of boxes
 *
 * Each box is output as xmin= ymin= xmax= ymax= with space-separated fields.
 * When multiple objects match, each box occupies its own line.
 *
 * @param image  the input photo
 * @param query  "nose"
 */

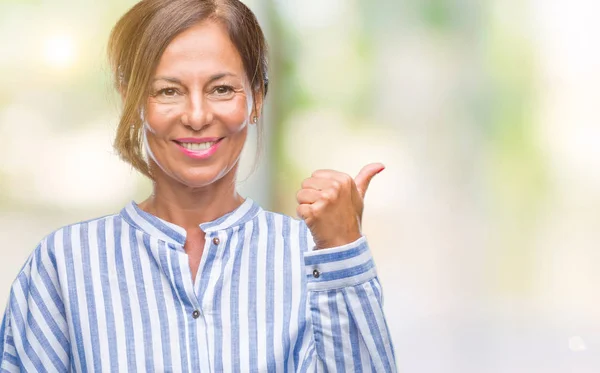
xmin=181 ymin=92 xmax=213 ymax=131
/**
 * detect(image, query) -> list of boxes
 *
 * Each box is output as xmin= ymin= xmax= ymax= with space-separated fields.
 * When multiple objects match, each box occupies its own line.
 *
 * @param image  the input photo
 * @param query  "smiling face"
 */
xmin=143 ymin=20 xmax=257 ymax=189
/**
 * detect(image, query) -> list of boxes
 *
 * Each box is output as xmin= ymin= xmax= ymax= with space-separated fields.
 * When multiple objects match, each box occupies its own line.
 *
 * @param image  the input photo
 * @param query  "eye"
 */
xmin=158 ymin=87 xmax=179 ymax=97
xmin=213 ymin=85 xmax=234 ymax=95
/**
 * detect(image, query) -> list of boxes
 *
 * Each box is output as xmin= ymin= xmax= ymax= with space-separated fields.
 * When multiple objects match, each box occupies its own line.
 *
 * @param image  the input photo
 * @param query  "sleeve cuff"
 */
xmin=303 ymin=236 xmax=378 ymax=291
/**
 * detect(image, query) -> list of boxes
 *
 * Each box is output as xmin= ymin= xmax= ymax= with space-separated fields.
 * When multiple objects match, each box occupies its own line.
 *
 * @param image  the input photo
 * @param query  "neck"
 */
xmin=138 ymin=164 xmax=244 ymax=231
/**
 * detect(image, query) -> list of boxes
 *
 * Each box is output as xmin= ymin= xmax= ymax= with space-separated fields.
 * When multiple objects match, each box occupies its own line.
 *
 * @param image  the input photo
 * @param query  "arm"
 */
xmin=0 ymin=305 xmax=19 ymax=373
xmin=0 ymin=241 xmax=70 ymax=372
xmin=302 ymin=237 xmax=396 ymax=372
xmin=295 ymin=163 xmax=397 ymax=371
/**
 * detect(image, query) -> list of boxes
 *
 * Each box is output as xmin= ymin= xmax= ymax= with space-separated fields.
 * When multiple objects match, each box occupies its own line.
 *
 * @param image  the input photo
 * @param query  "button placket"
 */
xmin=194 ymin=231 xmax=225 ymax=315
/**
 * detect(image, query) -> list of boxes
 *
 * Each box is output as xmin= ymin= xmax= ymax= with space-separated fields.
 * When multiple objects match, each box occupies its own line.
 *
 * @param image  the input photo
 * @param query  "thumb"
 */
xmin=354 ymin=162 xmax=385 ymax=198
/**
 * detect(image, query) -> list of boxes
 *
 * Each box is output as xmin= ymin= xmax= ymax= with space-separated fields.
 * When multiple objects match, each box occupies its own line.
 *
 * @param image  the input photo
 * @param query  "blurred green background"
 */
xmin=1 ymin=0 xmax=599 ymax=371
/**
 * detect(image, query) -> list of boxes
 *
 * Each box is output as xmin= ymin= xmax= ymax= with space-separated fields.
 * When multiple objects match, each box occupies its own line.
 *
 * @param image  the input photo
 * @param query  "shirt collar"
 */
xmin=119 ymin=198 xmax=262 ymax=246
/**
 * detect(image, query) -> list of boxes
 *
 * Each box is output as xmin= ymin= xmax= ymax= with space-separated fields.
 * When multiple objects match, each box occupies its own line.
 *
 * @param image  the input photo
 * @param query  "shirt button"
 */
xmin=212 ymin=237 xmax=220 ymax=245
xmin=312 ymin=269 xmax=320 ymax=279
xmin=192 ymin=310 xmax=200 ymax=319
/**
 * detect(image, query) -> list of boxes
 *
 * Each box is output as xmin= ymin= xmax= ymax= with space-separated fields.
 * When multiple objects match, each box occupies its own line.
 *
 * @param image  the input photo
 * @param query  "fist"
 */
xmin=296 ymin=163 xmax=384 ymax=250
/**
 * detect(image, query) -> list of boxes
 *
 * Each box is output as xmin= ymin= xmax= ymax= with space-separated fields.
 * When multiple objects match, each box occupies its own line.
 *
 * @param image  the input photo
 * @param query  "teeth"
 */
xmin=180 ymin=141 xmax=216 ymax=151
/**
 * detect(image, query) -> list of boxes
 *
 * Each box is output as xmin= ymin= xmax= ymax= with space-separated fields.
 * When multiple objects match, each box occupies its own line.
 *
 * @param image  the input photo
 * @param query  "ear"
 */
xmin=117 ymin=66 xmax=127 ymax=104
xmin=119 ymin=83 xmax=130 ymax=104
xmin=250 ymin=90 xmax=264 ymax=122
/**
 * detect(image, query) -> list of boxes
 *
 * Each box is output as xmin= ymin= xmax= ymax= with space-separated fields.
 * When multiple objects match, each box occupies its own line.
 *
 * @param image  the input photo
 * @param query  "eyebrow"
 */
xmin=152 ymin=73 xmax=237 ymax=85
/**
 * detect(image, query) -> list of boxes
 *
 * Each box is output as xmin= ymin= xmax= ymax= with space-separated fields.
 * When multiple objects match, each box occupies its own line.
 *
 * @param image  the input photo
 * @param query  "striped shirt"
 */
xmin=0 ymin=198 xmax=396 ymax=372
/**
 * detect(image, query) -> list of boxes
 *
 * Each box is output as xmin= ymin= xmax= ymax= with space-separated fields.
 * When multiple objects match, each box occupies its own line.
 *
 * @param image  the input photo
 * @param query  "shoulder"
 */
xmin=255 ymin=208 xmax=303 ymax=231
xmin=254 ymin=209 xmax=315 ymax=250
xmin=40 ymin=212 xmax=119 ymax=254
xmin=12 ymin=213 xmax=120 ymax=285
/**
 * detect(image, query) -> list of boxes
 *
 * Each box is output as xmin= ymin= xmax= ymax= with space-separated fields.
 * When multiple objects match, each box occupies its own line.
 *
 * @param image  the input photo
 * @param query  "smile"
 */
xmin=179 ymin=141 xmax=218 ymax=151
xmin=174 ymin=138 xmax=223 ymax=159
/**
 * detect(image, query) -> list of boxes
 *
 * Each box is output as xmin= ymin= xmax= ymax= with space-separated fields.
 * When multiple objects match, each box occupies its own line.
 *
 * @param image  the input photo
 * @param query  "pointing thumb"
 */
xmin=354 ymin=163 xmax=385 ymax=198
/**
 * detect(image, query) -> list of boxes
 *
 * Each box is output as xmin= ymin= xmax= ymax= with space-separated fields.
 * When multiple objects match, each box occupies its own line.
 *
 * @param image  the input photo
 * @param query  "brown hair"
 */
xmin=108 ymin=0 xmax=269 ymax=178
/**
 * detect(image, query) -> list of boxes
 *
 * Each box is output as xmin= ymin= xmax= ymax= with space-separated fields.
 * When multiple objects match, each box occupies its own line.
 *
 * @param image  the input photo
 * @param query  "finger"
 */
xmin=296 ymin=203 xmax=313 ymax=221
xmin=296 ymin=189 xmax=322 ymax=205
xmin=354 ymin=162 xmax=385 ymax=198
xmin=301 ymin=177 xmax=337 ymax=191
xmin=310 ymin=171 xmax=354 ymax=191
xmin=311 ymin=169 xmax=347 ymax=180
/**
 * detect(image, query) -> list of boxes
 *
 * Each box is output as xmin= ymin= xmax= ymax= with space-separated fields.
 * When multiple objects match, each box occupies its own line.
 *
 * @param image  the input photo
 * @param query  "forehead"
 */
xmin=155 ymin=20 xmax=245 ymax=78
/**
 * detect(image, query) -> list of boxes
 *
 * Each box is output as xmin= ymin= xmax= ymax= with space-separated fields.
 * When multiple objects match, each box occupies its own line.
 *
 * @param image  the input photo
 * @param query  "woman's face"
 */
xmin=143 ymin=20 xmax=256 ymax=189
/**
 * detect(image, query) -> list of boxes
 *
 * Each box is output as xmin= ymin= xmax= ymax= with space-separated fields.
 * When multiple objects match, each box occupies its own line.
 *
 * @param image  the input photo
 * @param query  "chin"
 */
xmin=172 ymin=164 xmax=234 ymax=189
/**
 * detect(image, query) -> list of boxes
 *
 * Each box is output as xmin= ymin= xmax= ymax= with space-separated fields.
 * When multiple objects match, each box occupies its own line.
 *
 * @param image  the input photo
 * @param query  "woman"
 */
xmin=0 ymin=0 xmax=396 ymax=371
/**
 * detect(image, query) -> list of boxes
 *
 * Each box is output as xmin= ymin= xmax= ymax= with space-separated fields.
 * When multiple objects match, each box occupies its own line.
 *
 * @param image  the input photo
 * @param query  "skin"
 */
xmin=130 ymin=20 xmax=383 ymax=283
xmin=296 ymin=163 xmax=385 ymax=249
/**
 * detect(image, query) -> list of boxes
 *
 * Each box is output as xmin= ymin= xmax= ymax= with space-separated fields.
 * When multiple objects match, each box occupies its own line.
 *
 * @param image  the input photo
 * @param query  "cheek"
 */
xmin=212 ymin=97 xmax=249 ymax=131
xmin=145 ymin=102 xmax=181 ymax=135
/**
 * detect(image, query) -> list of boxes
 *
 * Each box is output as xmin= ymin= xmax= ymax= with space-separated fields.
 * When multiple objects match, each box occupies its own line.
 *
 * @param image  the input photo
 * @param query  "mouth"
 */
xmin=175 ymin=140 xmax=220 ymax=151
xmin=173 ymin=138 xmax=223 ymax=159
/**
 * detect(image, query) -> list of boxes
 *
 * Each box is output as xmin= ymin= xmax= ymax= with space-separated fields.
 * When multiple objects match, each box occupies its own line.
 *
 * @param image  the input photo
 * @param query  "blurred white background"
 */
xmin=1 ymin=0 xmax=599 ymax=371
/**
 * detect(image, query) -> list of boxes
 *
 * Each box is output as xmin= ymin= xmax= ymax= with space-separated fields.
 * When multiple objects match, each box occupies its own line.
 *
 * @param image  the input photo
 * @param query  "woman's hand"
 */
xmin=296 ymin=162 xmax=384 ymax=250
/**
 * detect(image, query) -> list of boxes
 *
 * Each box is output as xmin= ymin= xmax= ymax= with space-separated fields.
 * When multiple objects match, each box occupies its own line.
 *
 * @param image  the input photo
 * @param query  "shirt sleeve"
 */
xmin=0 ymin=240 xmax=70 ymax=372
xmin=301 ymin=236 xmax=397 ymax=372
xmin=0 ymin=305 xmax=19 ymax=373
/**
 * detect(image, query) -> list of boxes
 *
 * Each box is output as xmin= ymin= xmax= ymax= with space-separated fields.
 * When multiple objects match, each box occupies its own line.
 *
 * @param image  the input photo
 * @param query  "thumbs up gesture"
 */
xmin=296 ymin=163 xmax=384 ymax=250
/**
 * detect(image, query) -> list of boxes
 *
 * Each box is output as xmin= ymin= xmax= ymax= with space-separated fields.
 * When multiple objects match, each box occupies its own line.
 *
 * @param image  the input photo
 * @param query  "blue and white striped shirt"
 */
xmin=0 ymin=198 xmax=396 ymax=372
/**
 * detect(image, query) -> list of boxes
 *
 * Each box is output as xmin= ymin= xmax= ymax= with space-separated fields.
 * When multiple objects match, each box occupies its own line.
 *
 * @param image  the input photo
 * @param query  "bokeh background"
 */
xmin=1 ymin=0 xmax=599 ymax=371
